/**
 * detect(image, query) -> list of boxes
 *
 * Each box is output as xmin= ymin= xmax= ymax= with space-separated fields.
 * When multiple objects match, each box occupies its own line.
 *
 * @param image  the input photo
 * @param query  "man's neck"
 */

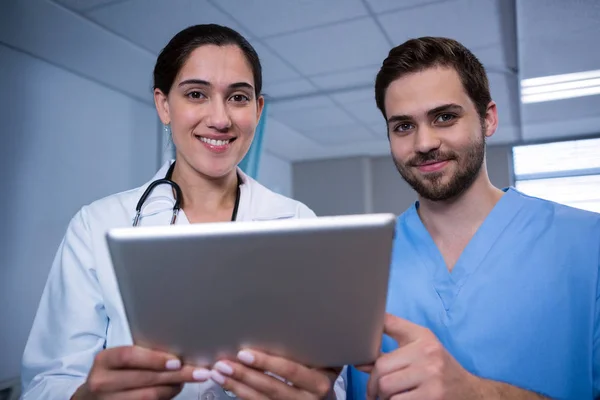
xmin=417 ymin=172 xmax=505 ymax=244
xmin=170 ymin=160 xmax=238 ymax=222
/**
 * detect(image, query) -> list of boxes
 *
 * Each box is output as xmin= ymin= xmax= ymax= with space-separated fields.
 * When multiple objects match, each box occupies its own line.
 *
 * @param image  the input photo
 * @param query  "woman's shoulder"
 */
xmin=77 ymin=163 xmax=173 ymax=227
xmin=66 ymin=174 xmax=159 ymax=238
xmin=63 ymin=187 xmax=142 ymax=239
xmin=86 ymin=187 xmax=141 ymax=217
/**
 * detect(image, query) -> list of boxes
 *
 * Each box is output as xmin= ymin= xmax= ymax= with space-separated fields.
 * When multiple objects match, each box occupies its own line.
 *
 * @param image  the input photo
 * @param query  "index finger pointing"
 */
xmin=384 ymin=314 xmax=429 ymax=347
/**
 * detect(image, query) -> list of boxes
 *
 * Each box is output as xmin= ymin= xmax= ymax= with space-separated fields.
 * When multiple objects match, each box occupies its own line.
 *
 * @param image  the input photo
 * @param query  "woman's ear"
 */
xmin=154 ymin=89 xmax=170 ymax=125
xmin=256 ymin=95 xmax=265 ymax=122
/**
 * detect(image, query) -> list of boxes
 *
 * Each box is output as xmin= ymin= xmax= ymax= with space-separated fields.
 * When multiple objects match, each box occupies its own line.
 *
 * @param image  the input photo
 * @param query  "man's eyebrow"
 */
xmin=387 ymin=114 xmax=414 ymax=125
xmin=386 ymin=104 xmax=464 ymax=125
xmin=426 ymin=103 xmax=464 ymax=116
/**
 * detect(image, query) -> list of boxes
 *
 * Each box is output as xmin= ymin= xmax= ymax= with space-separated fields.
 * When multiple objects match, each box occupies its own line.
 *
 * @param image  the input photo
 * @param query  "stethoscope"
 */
xmin=132 ymin=161 xmax=241 ymax=227
xmin=132 ymin=161 xmax=241 ymax=398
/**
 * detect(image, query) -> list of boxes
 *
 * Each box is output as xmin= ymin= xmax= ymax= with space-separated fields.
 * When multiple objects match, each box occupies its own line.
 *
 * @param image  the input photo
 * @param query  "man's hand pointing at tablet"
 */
xmin=362 ymin=314 xmax=550 ymax=400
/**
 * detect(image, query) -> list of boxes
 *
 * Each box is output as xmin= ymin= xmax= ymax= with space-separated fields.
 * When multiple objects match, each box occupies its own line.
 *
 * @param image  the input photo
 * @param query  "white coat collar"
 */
xmin=135 ymin=160 xmax=251 ymax=225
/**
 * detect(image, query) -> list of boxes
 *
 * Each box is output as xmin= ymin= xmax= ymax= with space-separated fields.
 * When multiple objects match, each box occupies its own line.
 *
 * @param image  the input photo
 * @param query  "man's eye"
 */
xmin=396 ymin=123 xmax=414 ymax=132
xmin=436 ymin=113 xmax=455 ymax=123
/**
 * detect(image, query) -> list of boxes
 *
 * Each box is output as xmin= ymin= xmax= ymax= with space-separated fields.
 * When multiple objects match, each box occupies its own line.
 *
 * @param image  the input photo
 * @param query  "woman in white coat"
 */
xmin=21 ymin=24 xmax=344 ymax=400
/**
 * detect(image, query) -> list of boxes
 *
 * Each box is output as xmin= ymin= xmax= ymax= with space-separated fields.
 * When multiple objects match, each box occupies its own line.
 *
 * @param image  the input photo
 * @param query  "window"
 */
xmin=512 ymin=137 xmax=600 ymax=213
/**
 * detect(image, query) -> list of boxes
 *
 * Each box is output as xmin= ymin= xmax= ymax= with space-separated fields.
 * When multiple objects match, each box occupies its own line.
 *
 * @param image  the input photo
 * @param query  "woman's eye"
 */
xmin=187 ymin=91 xmax=205 ymax=99
xmin=231 ymin=94 xmax=250 ymax=102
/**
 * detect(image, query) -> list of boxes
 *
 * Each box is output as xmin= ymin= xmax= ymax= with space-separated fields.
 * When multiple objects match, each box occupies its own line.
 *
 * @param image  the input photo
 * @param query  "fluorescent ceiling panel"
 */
xmin=521 ymin=69 xmax=600 ymax=103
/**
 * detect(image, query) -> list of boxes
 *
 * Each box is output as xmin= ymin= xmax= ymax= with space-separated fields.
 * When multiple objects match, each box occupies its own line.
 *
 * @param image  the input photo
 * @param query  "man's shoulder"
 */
xmin=513 ymin=188 xmax=600 ymax=230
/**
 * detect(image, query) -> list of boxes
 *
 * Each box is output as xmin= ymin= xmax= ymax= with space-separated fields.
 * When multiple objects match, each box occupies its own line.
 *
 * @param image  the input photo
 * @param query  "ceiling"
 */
xmin=51 ymin=0 xmax=600 ymax=161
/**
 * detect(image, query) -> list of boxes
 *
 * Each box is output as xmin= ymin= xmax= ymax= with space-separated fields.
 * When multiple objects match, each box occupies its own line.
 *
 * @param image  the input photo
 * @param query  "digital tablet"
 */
xmin=106 ymin=213 xmax=396 ymax=368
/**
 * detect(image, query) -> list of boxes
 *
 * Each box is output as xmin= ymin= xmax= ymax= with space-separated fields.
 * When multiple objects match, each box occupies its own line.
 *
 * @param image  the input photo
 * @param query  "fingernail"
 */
xmin=214 ymin=361 xmax=233 ymax=376
xmin=165 ymin=359 xmax=181 ymax=370
xmin=237 ymin=350 xmax=255 ymax=365
xmin=193 ymin=368 xmax=210 ymax=381
xmin=210 ymin=370 xmax=226 ymax=385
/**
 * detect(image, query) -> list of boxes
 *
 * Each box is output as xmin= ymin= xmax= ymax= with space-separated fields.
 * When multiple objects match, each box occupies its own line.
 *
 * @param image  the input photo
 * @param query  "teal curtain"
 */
xmin=239 ymin=101 xmax=268 ymax=178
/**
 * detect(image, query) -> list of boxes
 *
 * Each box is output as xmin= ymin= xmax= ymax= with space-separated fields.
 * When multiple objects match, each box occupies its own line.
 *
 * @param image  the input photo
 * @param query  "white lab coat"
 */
xmin=21 ymin=161 xmax=346 ymax=400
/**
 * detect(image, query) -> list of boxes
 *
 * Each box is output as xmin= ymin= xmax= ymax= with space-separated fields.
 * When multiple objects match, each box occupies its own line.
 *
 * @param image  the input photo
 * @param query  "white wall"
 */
xmin=292 ymin=145 xmax=513 ymax=217
xmin=0 ymin=1 xmax=160 ymax=385
xmin=257 ymin=152 xmax=293 ymax=197
xmin=292 ymin=157 xmax=372 ymax=216
xmin=0 ymin=0 xmax=157 ymax=103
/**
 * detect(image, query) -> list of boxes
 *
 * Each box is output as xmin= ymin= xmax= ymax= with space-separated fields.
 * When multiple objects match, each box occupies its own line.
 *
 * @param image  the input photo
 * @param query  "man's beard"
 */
xmin=393 ymin=131 xmax=486 ymax=202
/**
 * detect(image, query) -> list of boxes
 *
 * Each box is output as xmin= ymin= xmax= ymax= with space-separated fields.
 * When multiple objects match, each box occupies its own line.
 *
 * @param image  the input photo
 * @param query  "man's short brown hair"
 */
xmin=375 ymin=37 xmax=492 ymax=121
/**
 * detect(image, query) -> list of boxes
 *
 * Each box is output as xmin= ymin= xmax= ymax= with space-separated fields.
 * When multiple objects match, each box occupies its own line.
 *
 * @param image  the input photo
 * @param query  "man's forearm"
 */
xmin=473 ymin=376 xmax=550 ymax=399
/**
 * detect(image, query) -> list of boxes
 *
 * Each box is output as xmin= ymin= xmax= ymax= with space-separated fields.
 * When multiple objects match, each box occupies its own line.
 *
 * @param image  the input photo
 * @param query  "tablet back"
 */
xmin=106 ymin=213 xmax=396 ymax=368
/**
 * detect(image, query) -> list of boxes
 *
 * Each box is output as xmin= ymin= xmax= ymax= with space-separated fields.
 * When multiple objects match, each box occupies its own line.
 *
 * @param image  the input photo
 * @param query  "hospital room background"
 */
xmin=1 ymin=0 xmax=599 ymax=397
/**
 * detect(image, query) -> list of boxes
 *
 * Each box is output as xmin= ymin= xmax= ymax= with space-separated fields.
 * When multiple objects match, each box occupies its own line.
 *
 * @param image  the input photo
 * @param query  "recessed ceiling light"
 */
xmin=520 ymin=69 xmax=600 ymax=103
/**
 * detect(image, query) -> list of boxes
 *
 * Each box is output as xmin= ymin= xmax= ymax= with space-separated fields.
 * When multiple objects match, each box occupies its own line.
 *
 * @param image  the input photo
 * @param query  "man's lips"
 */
xmin=415 ymin=160 xmax=450 ymax=172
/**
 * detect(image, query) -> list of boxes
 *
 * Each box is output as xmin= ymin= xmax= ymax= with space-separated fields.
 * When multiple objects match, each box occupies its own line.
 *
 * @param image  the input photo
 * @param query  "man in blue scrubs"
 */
xmin=346 ymin=37 xmax=600 ymax=399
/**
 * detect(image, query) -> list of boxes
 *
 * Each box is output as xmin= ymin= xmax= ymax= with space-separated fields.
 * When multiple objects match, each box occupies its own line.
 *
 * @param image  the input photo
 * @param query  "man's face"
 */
xmin=384 ymin=66 xmax=494 ymax=201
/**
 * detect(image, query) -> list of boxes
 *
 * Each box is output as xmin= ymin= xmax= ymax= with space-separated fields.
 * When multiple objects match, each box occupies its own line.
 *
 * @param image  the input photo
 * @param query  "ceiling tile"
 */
xmin=85 ymin=0 xmax=250 ymax=53
xmin=364 ymin=0 xmax=448 ymax=14
xmin=214 ymin=0 xmax=368 ymax=38
xmin=263 ymin=117 xmax=391 ymax=161
xmin=249 ymin=41 xmax=302 ymax=84
xmin=331 ymin=87 xmax=374 ymax=103
xmin=264 ymin=79 xmax=317 ymax=99
xmin=298 ymin=124 xmax=374 ymax=145
xmin=517 ymin=0 xmax=600 ymax=41
xmin=309 ymin=65 xmax=379 ymax=90
xmin=518 ymin=29 xmax=600 ymax=79
xmin=269 ymin=95 xmax=334 ymax=113
xmin=330 ymin=88 xmax=383 ymax=129
xmin=472 ymin=43 xmax=518 ymax=72
xmin=339 ymin=99 xmax=383 ymax=125
xmin=264 ymin=18 xmax=390 ymax=76
xmin=262 ymin=117 xmax=321 ymax=159
xmin=53 ymin=0 xmax=129 ymax=12
xmin=272 ymin=104 xmax=351 ymax=130
xmin=378 ymin=0 xmax=502 ymax=50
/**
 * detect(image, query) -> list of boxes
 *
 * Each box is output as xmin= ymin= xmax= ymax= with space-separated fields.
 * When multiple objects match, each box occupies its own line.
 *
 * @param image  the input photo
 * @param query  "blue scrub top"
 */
xmin=347 ymin=188 xmax=600 ymax=400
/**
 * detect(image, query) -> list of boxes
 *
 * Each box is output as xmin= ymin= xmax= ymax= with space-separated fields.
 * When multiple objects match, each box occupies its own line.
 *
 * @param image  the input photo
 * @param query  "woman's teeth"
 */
xmin=199 ymin=137 xmax=231 ymax=146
